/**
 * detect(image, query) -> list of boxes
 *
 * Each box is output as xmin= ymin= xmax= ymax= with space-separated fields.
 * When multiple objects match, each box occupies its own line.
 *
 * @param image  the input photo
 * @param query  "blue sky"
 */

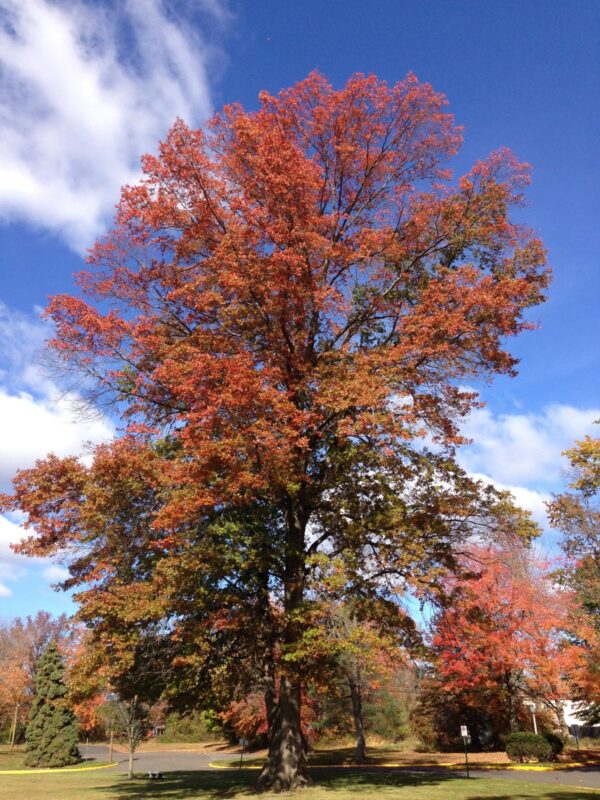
xmin=0 ymin=0 xmax=599 ymax=618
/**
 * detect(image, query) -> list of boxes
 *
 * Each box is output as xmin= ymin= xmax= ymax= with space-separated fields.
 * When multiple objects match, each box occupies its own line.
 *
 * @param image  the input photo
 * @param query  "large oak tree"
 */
xmin=2 ymin=73 xmax=548 ymax=789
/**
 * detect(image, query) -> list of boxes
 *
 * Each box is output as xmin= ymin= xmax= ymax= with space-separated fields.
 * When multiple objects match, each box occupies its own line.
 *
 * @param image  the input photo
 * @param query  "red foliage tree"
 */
xmin=431 ymin=545 xmax=571 ymax=731
xmin=548 ymin=433 xmax=600 ymax=720
xmin=2 ymin=72 xmax=548 ymax=788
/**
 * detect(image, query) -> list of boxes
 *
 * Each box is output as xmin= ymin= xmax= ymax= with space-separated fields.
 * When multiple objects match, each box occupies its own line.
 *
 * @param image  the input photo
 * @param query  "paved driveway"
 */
xmin=470 ymin=766 xmax=600 ymax=791
xmin=85 ymin=743 xmax=236 ymax=774
xmin=84 ymin=745 xmax=600 ymax=791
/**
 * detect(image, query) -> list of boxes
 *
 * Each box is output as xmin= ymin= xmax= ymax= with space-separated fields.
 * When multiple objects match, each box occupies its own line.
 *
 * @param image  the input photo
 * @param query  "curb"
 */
xmin=0 ymin=761 xmax=118 ymax=775
xmin=469 ymin=761 xmax=592 ymax=772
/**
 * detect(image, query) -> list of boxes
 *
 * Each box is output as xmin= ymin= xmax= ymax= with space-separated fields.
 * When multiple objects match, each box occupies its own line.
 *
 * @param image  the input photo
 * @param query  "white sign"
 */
xmin=239 ymin=738 xmax=249 ymax=747
xmin=460 ymin=725 xmax=469 ymax=738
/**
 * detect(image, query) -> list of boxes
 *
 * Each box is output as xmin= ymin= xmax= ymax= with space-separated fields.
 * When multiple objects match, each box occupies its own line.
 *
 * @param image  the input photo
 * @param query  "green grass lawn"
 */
xmin=0 ymin=767 xmax=598 ymax=800
xmin=0 ymin=745 xmax=26 ymax=770
xmin=0 ymin=744 xmax=106 ymax=772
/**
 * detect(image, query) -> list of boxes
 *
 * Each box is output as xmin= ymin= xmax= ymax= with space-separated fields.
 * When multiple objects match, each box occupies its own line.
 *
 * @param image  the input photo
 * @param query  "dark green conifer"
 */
xmin=25 ymin=640 xmax=80 ymax=767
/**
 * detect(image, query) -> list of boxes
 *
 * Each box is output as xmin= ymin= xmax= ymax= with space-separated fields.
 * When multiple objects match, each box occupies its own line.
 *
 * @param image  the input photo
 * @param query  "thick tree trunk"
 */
xmin=257 ymin=676 xmax=309 ymax=791
xmin=257 ymin=498 xmax=310 ymax=791
xmin=547 ymin=699 xmax=568 ymax=735
xmin=556 ymin=701 xmax=568 ymax=733
xmin=348 ymin=665 xmax=367 ymax=763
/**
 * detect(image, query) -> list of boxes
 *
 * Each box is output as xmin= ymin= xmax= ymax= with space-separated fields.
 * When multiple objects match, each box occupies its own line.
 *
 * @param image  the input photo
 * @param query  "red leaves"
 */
xmin=432 ymin=545 xmax=571 ymax=704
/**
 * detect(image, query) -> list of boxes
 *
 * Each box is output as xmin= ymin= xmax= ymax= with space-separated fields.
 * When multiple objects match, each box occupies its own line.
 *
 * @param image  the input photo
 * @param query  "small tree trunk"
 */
xmin=348 ymin=666 xmax=367 ymax=764
xmin=127 ymin=694 xmax=138 ymax=779
xmin=257 ymin=675 xmax=309 ymax=791
xmin=505 ymin=672 xmax=518 ymax=733
xmin=264 ymin=663 xmax=277 ymax=743
xmin=9 ymin=702 xmax=19 ymax=749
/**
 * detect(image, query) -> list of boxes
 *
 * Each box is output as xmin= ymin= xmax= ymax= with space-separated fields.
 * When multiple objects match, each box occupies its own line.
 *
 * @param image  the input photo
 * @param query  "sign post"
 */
xmin=109 ymin=725 xmax=114 ymax=763
xmin=460 ymin=725 xmax=470 ymax=778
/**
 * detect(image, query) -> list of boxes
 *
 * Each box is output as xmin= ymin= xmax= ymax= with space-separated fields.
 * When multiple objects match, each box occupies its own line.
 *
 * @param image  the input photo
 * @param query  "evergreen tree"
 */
xmin=25 ymin=640 xmax=80 ymax=767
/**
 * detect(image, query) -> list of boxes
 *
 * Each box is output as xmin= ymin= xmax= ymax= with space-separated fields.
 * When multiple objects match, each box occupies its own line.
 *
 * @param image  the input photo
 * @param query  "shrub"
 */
xmin=505 ymin=732 xmax=553 ymax=763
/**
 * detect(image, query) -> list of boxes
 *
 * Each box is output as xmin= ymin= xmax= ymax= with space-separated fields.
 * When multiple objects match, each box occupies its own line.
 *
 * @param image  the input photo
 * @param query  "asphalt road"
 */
xmin=84 ymin=743 xmax=236 ymax=774
xmin=84 ymin=745 xmax=600 ymax=791
xmin=469 ymin=766 xmax=600 ymax=791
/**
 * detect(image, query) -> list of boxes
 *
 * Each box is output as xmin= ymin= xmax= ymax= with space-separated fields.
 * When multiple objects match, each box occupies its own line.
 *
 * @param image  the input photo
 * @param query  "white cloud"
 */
xmin=458 ymin=403 xmax=600 ymax=488
xmin=457 ymin=403 xmax=600 ymax=546
xmin=0 ymin=302 xmax=114 ymax=600
xmin=42 ymin=564 xmax=70 ymax=583
xmin=0 ymin=514 xmax=30 ymax=597
xmin=0 ymin=387 xmax=113 ymax=490
xmin=0 ymin=0 xmax=226 ymax=250
xmin=0 ymin=302 xmax=114 ymax=492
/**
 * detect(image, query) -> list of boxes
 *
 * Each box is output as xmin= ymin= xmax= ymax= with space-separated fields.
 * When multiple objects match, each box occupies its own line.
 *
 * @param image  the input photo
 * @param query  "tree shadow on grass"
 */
xmin=89 ymin=766 xmax=598 ymax=799
xmin=308 ymin=746 xmax=449 ymax=766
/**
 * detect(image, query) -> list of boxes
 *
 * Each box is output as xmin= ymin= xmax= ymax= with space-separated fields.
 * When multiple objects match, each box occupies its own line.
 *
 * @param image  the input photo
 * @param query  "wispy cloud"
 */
xmin=0 ymin=0 xmax=227 ymax=250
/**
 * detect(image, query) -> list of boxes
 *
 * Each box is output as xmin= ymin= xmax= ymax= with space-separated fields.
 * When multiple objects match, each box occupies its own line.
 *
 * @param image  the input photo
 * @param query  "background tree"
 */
xmin=0 ymin=612 xmax=72 ymax=746
xmin=102 ymin=696 xmax=150 ymax=779
xmin=3 ymin=71 xmax=548 ymax=789
xmin=548 ymin=431 xmax=600 ymax=722
xmin=25 ymin=641 xmax=80 ymax=768
xmin=430 ymin=543 xmax=570 ymax=732
xmin=317 ymin=602 xmax=415 ymax=763
xmin=0 ymin=622 xmax=29 ymax=747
